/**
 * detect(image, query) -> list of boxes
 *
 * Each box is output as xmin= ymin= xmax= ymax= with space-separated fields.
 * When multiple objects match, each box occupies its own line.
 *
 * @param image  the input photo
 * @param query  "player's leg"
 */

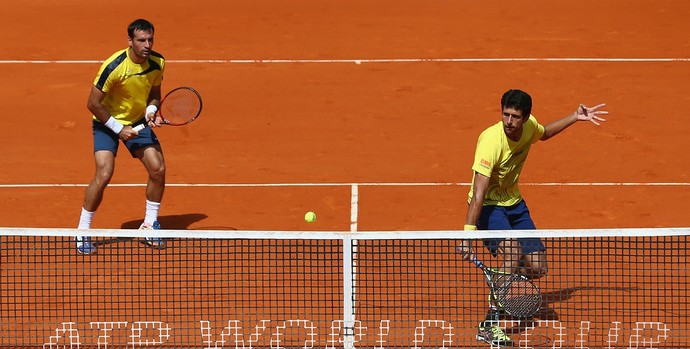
xmin=76 ymin=122 xmax=120 ymax=255
xmin=522 ymin=250 xmax=548 ymax=279
xmin=76 ymin=150 xmax=116 ymax=255
xmin=82 ymin=150 xmax=117 ymax=213
xmin=137 ymin=145 xmax=166 ymax=247
xmin=135 ymin=144 xmax=165 ymax=205
xmin=479 ymin=205 xmax=522 ymax=272
xmin=508 ymin=200 xmax=548 ymax=278
xmin=127 ymin=130 xmax=166 ymax=248
xmin=476 ymin=205 xmax=514 ymax=346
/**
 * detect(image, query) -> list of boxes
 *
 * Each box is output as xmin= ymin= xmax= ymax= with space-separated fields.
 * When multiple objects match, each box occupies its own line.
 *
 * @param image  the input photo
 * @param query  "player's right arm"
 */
xmin=466 ymin=172 xmax=489 ymax=228
xmin=87 ymin=86 xmax=138 ymax=140
xmin=459 ymin=172 xmax=490 ymax=261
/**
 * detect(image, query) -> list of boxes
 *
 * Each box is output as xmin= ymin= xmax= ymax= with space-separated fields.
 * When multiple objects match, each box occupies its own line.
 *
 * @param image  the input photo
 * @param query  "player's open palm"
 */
xmin=577 ymin=103 xmax=608 ymax=125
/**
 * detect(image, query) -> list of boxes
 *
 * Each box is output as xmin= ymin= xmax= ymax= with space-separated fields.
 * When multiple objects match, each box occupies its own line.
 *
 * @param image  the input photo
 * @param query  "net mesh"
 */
xmin=0 ymin=228 xmax=688 ymax=348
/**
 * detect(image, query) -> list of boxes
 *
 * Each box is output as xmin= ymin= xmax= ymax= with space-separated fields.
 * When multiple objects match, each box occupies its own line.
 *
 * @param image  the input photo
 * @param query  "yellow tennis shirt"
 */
xmin=468 ymin=116 xmax=545 ymax=206
xmin=93 ymin=48 xmax=165 ymax=125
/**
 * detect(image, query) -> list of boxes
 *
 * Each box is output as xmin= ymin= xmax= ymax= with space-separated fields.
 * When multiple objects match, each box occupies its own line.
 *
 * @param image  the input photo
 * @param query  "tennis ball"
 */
xmin=304 ymin=211 xmax=316 ymax=223
xmin=355 ymin=60 xmax=361 ymax=65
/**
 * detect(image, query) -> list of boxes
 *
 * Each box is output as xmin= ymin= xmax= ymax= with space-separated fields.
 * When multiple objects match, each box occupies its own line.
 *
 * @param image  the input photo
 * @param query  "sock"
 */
xmin=144 ymin=200 xmax=161 ymax=225
xmin=77 ymin=207 xmax=94 ymax=230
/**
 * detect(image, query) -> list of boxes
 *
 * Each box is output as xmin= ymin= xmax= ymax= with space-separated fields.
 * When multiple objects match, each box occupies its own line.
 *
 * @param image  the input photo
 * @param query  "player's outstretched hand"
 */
xmin=577 ymin=103 xmax=608 ymax=125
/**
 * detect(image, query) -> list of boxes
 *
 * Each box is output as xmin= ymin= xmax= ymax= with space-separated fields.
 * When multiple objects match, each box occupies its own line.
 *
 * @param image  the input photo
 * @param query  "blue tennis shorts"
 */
xmin=92 ymin=120 xmax=161 ymax=158
xmin=477 ymin=200 xmax=545 ymax=255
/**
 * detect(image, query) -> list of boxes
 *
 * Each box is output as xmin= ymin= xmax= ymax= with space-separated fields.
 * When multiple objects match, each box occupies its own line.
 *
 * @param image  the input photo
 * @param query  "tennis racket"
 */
xmin=471 ymin=256 xmax=542 ymax=318
xmin=133 ymin=86 xmax=203 ymax=131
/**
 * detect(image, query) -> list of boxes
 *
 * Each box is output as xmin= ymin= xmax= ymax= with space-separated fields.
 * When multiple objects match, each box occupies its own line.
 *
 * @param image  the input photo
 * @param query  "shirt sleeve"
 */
xmin=152 ymin=59 xmax=165 ymax=86
xmin=471 ymin=130 xmax=498 ymax=177
xmin=529 ymin=115 xmax=545 ymax=143
xmin=93 ymin=63 xmax=114 ymax=93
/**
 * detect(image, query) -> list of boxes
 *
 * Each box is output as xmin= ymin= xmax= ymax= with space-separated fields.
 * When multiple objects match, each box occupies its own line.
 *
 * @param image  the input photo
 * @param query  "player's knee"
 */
xmin=148 ymin=163 xmax=166 ymax=182
xmin=93 ymin=171 xmax=113 ymax=187
xmin=521 ymin=259 xmax=547 ymax=279
xmin=528 ymin=264 xmax=548 ymax=279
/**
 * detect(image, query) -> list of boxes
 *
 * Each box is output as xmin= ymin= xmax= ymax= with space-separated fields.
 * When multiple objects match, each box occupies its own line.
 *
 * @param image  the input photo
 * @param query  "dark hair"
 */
xmin=127 ymin=19 xmax=155 ymax=38
xmin=500 ymin=89 xmax=532 ymax=117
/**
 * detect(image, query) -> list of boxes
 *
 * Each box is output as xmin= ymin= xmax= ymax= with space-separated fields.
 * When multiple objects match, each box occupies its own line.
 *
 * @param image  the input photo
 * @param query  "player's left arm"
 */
xmin=146 ymin=84 xmax=163 ymax=127
xmin=540 ymin=103 xmax=608 ymax=141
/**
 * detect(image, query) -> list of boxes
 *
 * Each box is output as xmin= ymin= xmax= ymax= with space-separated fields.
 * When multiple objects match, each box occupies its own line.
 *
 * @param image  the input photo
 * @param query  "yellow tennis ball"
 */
xmin=304 ymin=211 xmax=316 ymax=223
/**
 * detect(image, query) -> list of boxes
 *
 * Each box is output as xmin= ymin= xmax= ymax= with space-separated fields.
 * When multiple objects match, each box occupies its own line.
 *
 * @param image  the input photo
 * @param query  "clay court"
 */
xmin=1 ymin=0 xmax=689 ymax=348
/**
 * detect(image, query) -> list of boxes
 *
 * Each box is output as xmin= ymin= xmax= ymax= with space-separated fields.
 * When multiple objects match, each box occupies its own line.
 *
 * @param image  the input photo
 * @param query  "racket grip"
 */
xmin=471 ymin=258 xmax=485 ymax=268
xmin=132 ymin=124 xmax=146 ymax=132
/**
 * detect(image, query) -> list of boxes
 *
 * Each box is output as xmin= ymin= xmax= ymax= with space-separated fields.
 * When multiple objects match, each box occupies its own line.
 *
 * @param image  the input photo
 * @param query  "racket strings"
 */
xmin=495 ymin=275 xmax=542 ymax=318
xmin=160 ymin=89 xmax=202 ymax=125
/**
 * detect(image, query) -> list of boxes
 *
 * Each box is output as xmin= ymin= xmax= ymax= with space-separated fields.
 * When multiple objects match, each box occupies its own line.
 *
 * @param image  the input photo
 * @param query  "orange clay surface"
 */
xmin=1 ymin=0 xmax=690 ymax=348
xmin=1 ymin=0 xmax=689 ymax=231
xmin=0 ymin=0 xmax=689 ymax=231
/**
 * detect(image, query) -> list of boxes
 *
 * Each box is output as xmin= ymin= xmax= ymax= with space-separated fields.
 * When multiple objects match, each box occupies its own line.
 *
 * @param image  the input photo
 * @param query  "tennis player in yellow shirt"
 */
xmin=75 ymin=19 xmax=167 ymax=255
xmin=457 ymin=89 xmax=607 ymax=346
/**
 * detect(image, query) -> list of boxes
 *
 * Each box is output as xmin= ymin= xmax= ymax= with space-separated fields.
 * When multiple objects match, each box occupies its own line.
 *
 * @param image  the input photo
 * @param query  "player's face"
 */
xmin=502 ymin=107 xmax=528 ymax=141
xmin=128 ymin=29 xmax=154 ymax=64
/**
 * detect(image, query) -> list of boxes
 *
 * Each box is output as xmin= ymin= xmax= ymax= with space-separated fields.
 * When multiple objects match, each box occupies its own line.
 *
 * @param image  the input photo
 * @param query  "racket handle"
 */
xmin=471 ymin=258 xmax=485 ymax=268
xmin=132 ymin=124 xmax=146 ymax=132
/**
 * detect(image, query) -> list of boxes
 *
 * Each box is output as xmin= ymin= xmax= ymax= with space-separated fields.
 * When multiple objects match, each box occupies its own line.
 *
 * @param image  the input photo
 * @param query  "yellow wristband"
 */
xmin=464 ymin=224 xmax=477 ymax=230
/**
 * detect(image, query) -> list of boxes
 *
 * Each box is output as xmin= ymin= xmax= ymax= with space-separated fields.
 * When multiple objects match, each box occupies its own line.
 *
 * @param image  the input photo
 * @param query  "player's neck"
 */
xmin=127 ymin=48 xmax=147 ymax=64
xmin=505 ymin=129 xmax=522 ymax=142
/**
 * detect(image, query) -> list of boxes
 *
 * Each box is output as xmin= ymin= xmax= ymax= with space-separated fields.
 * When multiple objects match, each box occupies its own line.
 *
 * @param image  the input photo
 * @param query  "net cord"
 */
xmin=1 ymin=227 xmax=689 ymax=239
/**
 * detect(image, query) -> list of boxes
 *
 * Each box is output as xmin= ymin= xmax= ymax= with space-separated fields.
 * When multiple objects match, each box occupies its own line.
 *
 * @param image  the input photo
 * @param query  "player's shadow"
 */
xmin=506 ymin=286 xmax=639 ymax=336
xmin=119 ymin=213 xmax=209 ymax=230
xmin=536 ymin=286 xmax=638 ymax=320
xmin=94 ymin=213 xmax=220 ymax=247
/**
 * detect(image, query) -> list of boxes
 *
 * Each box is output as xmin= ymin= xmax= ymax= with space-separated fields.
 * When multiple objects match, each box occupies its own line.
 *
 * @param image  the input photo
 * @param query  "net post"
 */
xmin=342 ymin=233 xmax=356 ymax=349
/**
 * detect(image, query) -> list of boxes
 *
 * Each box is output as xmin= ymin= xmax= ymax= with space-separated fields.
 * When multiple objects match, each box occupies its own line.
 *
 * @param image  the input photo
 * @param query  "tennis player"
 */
xmin=457 ymin=89 xmax=607 ymax=346
xmin=75 ymin=19 xmax=167 ymax=255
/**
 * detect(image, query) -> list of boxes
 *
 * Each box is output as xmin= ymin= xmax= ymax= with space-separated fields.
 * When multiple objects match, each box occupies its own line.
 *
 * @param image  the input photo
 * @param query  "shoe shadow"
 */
xmin=119 ymin=213 xmax=209 ymax=230
xmin=94 ymin=213 xmax=212 ymax=247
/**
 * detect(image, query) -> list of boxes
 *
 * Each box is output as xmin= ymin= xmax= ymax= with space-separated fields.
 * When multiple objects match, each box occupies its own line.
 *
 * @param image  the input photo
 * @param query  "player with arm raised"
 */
xmin=75 ymin=19 xmax=167 ymax=255
xmin=457 ymin=89 xmax=607 ymax=347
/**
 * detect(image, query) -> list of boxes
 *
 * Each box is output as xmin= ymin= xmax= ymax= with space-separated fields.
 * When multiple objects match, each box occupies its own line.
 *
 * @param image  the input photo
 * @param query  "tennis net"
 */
xmin=1 ymin=227 xmax=688 ymax=348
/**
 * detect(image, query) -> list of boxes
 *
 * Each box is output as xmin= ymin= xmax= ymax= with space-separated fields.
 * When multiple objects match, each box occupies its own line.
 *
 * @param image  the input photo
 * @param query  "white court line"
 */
xmin=1 ymin=58 xmax=690 ymax=64
xmin=1 ymin=182 xmax=689 ymax=188
xmin=350 ymin=184 xmax=359 ymax=233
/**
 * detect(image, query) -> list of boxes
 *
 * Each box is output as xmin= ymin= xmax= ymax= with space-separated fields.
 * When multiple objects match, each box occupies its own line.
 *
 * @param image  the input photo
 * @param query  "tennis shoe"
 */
xmin=140 ymin=221 xmax=166 ymax=249
xmin=75 ymin=236 xmax=96 ymax=255
xmin=477 ymin=324 xmax=512 ymax=347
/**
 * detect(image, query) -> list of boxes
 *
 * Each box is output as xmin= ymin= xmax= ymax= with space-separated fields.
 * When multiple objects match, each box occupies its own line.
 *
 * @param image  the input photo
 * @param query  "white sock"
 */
xmin=77 ymin=207 xmax=94 ymax=230
xmin=144 ymin=200 xmax=161 ymax=225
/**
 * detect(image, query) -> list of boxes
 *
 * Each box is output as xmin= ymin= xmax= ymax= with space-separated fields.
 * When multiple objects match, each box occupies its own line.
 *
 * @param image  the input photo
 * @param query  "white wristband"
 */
xmin=104 ymin=116 xmax=124 ymax=134
xmin=146 ymin=105 xmax=158 ymax=116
